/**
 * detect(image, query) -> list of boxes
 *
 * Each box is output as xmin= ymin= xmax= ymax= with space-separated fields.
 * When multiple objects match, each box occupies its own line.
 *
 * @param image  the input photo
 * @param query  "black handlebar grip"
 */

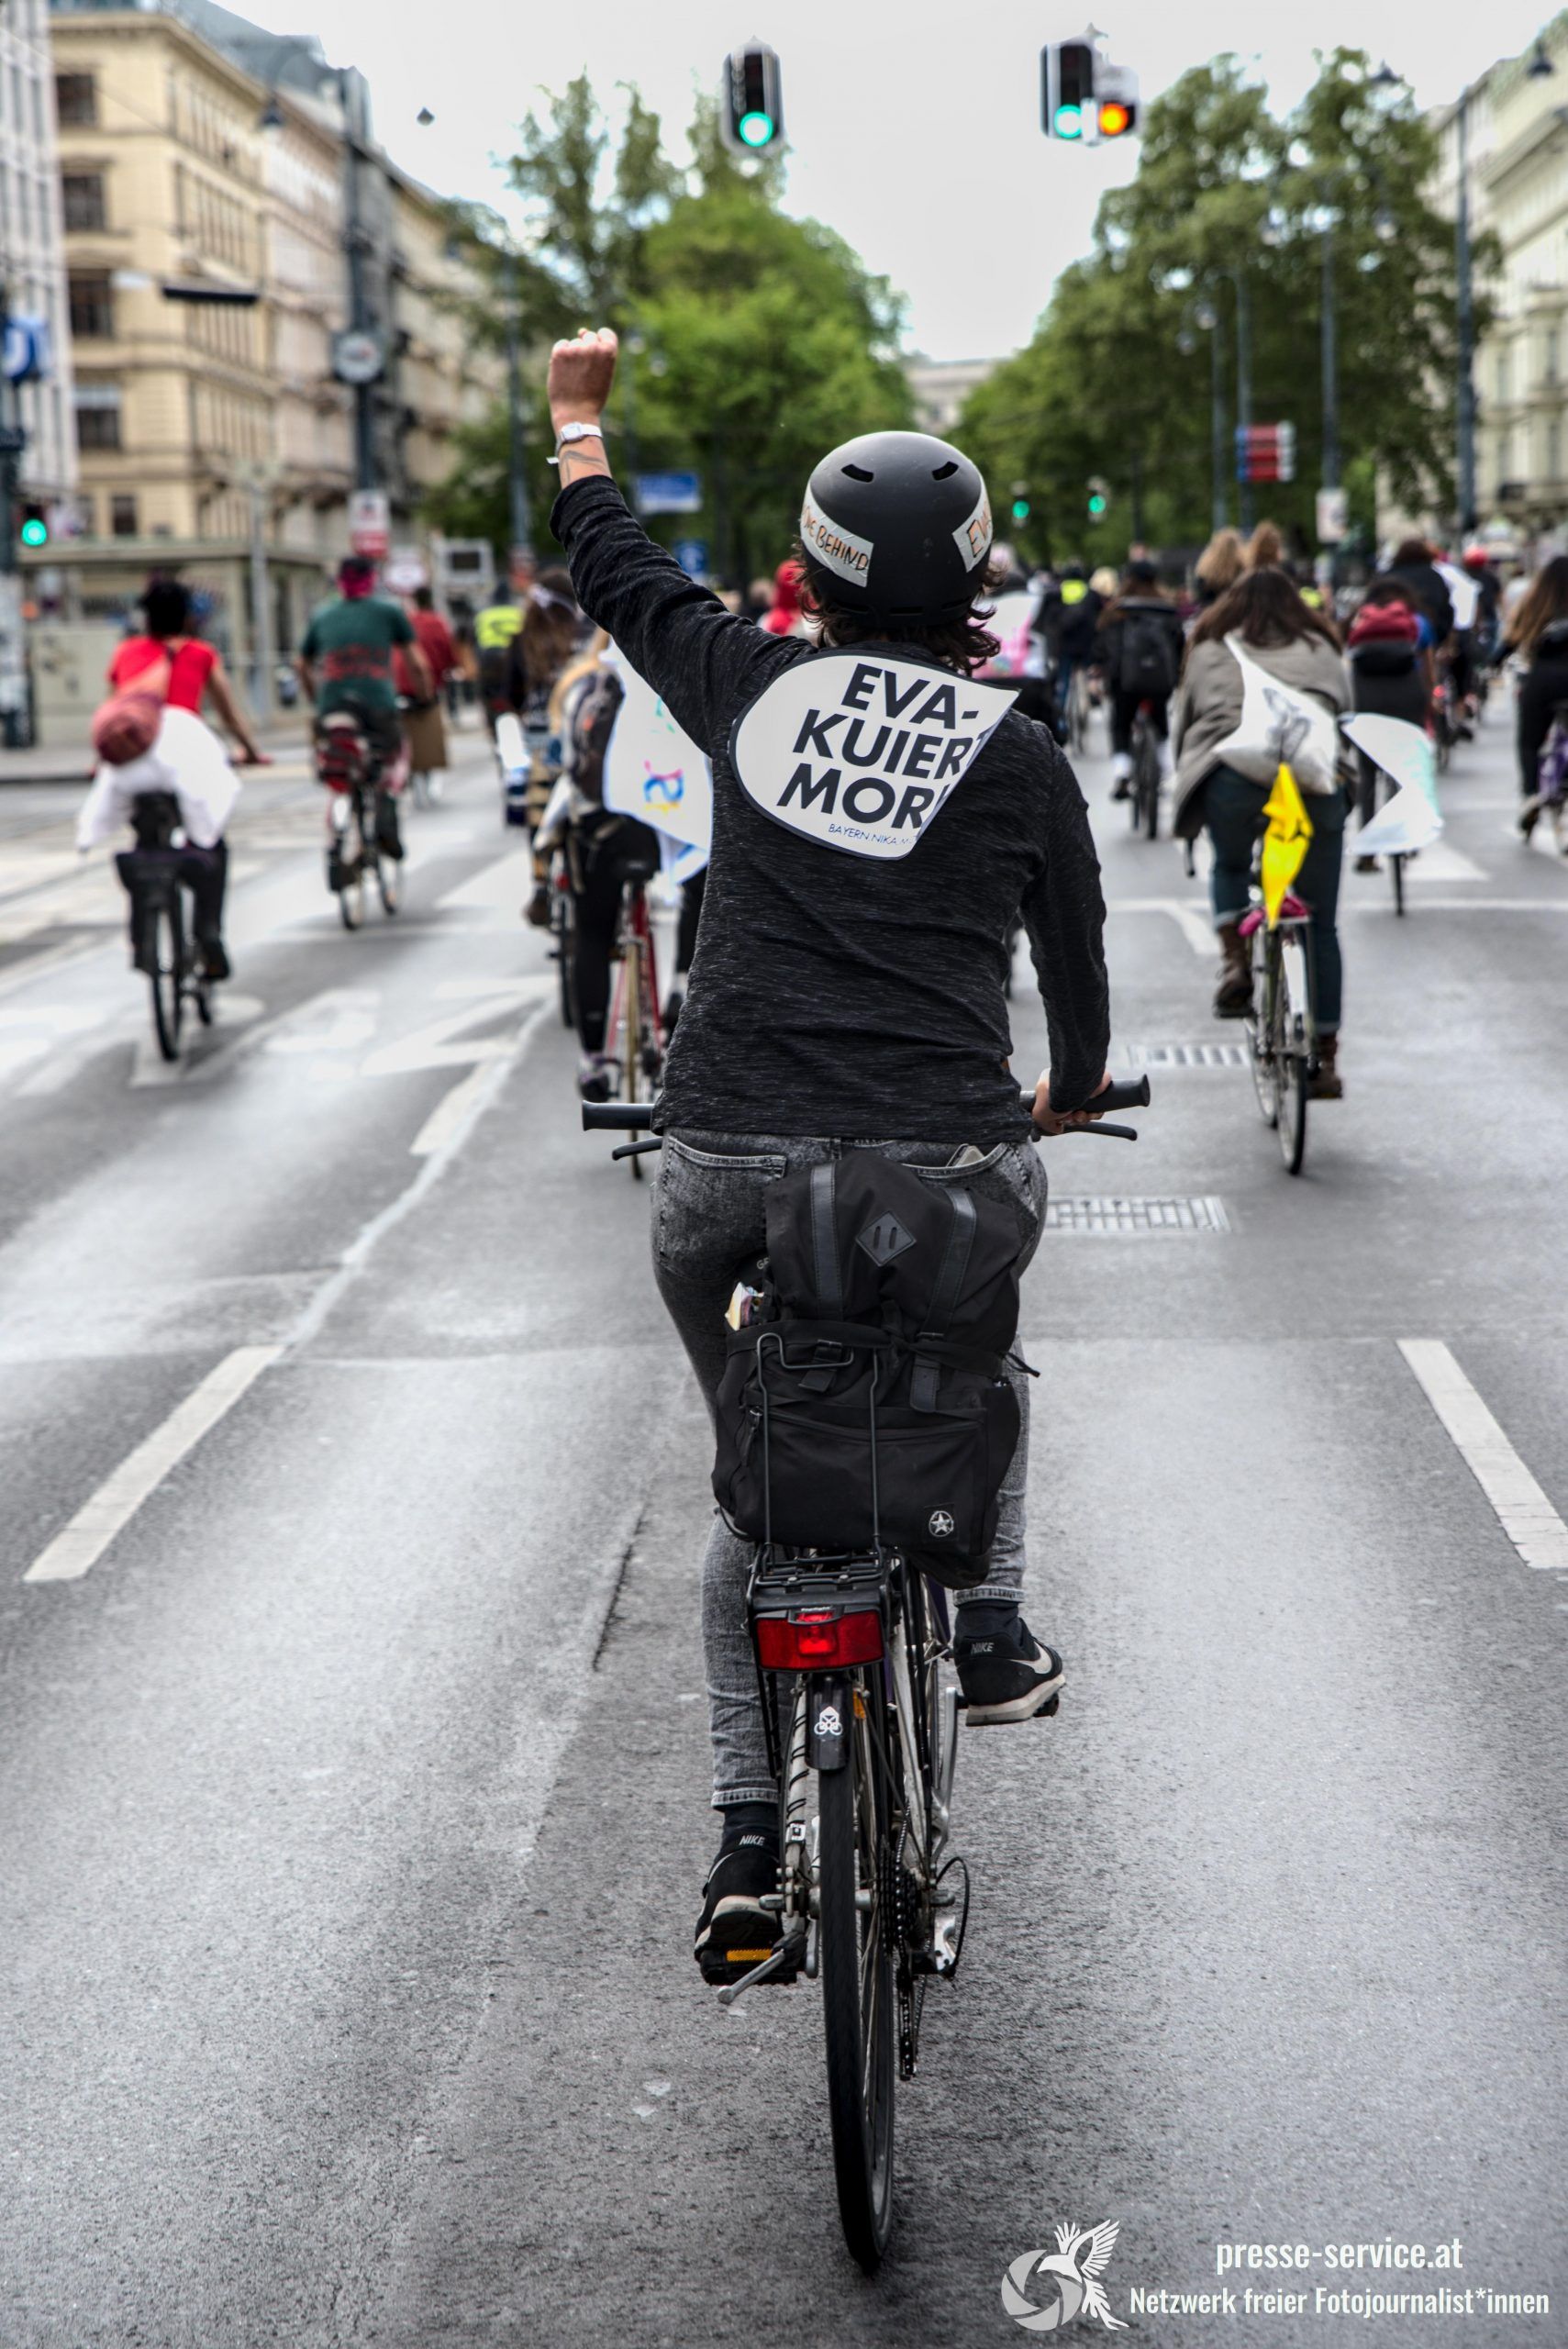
xmin=582 ymin=1102 xmax=655 ymax=1131
xmin=1018 ymin=1074 xmax=1151 ymax=1116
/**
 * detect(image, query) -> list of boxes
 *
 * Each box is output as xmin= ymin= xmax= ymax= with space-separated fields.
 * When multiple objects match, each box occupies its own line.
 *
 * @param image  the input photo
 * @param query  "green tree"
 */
xmin=962 ymin=51 xmax=1480 ymax=562
xmin=424 ymin=83 xmax=912 ymax=584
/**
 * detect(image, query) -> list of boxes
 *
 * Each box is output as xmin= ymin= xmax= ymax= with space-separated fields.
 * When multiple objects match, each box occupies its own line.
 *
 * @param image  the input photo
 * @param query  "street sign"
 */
xmin=635 ymin=471 xmax=702 ymax=516
xmin=348 ymin=489 xmax=391 ymax=559
xmin=384 ymin=545 xmax=429 ymax=595
xmin=3 ymin=317 xmax=50 ymax=384
xmin=673 ymin=538 xmax=708 ymax=578
xmin=1316 ymin=487 xmax=1349 ymax=544
xmin=0 ymin=423 xmax=28 ymax=455
xmin=332 ymin=328 xmax=385 ymax=386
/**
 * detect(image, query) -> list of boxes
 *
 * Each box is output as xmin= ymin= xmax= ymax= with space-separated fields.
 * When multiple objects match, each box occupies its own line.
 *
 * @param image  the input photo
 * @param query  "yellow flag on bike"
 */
xmin=1260 ymin=762 xmax=1313 ymax=929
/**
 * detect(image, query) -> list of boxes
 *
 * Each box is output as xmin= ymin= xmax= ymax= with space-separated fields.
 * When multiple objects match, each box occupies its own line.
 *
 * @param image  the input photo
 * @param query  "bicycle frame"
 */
xmin=606 ymin=877 xmax=664 ymax=1097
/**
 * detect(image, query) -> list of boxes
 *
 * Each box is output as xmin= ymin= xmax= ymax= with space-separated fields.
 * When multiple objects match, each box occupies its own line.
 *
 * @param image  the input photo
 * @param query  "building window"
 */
xmin=61 ymin=173 xmax=106 ymax=231
xmin=69 ymin=272 xmax=114 ymax=340
xmin=74 ymin=379 xmax=122 ymax=451
xmin=55 ymin=72 xmax=97 ymax=128
xmin=111 ymin=493 xmax=138 ymax=538
xmin=1549 ymin=328 xmax=1560 ymax=386
xmin=1498 ymin=349 xmax=1511 ymax=402
xmin=1551 ymin=421 xmax=1562 ymax=483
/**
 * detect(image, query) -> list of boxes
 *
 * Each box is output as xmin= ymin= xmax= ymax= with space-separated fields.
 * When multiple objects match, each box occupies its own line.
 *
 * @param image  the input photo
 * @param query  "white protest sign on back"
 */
xmin=728 ymin=651 xmax=1018 ymax=863
xmin=1340 ymin=712 xmax=1444 ymax=855
xmin=601 ymin=654 xmax=712 ymax=870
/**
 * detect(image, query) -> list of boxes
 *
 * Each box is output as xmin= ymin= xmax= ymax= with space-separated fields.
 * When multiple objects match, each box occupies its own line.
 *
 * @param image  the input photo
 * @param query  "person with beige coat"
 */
xmin=1172 ymin=567 xmax=1352 ymax=1098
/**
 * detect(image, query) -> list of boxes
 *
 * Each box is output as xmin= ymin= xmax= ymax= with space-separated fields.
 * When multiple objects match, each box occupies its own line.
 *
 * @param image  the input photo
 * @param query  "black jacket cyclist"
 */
xmin=545 ymin=328 xmax=1111 ymax=1982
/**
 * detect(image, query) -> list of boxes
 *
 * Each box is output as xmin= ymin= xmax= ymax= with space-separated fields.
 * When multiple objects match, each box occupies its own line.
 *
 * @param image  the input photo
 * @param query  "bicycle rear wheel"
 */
xmin=1390 ymin=852 xmax=1406 ymax=917
xmin=819 ymin=1706 xmax=896 ymax=2272
xmin=148 ymin=899 xmax=183 ymax=1062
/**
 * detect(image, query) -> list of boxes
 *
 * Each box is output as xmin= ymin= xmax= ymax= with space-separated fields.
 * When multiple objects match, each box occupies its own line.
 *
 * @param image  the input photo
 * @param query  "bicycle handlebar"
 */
xmin=1018 ymin=1073 xmax=1151 ymax=1141
xmin=583 ymin=1101 xmax=655 ymax=1131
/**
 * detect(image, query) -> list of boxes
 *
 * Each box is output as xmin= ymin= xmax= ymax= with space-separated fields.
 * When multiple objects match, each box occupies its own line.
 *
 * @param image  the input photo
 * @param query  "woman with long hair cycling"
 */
xmin=1172 ymin=564 xmax=1351 ymax=1095
xmin=1497 ymin=554 xmax=1568 ymax=835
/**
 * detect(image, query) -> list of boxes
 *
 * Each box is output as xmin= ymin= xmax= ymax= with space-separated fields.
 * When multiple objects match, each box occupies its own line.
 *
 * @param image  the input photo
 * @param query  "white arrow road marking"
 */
xmin=23 ymin=1345 xmax=282 ymax=1584
xmin=361 ymin=976 xmax=551 ymax=1078
xmin=406 ymin=984 xmax=555 ymax=1154
xmin=1399 ymin=1339 xmax=1568 ymax=1575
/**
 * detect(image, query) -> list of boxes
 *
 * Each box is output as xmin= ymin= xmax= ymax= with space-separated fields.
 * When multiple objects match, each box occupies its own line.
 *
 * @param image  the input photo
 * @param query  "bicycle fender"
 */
xmin=808 ymin=1678 xmax=851 ymax=1772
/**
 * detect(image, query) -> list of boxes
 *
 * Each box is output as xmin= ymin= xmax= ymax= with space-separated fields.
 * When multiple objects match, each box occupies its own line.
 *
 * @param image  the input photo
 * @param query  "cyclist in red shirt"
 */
xmin=108 ymin=580 xmax=267 ymax=764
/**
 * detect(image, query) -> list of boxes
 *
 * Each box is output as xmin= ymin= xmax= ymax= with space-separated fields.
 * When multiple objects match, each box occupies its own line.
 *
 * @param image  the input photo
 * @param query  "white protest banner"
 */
xmin=601 ymin=655 xmax=712 ymax=873
xmin=1340 ymin=712 xmax=1444 ymax=855
xmin=729 ymin=651 xmax=1018 ymax=862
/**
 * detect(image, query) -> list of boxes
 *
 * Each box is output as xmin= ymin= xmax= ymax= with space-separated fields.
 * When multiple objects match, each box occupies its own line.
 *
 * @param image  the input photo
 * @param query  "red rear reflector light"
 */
xmin=757 ymin=1609 xmax=884 ymax=1670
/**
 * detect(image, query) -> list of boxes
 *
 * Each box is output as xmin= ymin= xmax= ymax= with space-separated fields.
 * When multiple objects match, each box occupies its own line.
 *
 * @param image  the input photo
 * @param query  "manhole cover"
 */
xmin=1125 ymin=1041 xmax=1251 ymax=1069
xmin=1045 ymin=1196 xmax=1232 ymax=1234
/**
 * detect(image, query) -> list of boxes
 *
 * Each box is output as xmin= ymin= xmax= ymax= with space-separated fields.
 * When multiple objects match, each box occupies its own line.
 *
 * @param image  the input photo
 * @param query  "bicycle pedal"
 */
xmin=715 ymin=1933 xmax=806 ymax=2004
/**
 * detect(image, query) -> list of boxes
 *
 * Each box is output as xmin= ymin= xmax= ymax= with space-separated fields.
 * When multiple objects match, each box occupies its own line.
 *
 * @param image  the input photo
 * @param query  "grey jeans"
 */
xmin=651 ymin=1130 xmax=1048 ymax=1810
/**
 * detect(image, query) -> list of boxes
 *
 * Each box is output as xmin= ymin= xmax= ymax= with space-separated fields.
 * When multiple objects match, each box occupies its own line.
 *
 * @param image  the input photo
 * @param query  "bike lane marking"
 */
xmin=18 ymin=980 xmax=557 ymax=1584
xmin=23 ymin=1345 xmax=282 ymax=1584
xmin=1398 ymin=1339 xmax=1568 ymax=1575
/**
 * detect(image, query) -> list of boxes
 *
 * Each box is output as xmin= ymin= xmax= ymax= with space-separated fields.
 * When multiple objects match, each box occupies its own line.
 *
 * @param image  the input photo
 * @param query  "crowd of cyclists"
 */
xmin=77 ymin=487 xmax=1567 ymax=1112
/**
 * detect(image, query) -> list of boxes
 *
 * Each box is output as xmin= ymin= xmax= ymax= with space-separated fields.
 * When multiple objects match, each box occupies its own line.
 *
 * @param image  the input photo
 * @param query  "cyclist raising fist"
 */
xmin=547 ymin=327 xmax=1112 ymax=1976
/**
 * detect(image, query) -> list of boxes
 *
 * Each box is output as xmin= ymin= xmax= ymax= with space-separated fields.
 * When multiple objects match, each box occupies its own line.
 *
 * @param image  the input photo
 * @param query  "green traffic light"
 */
xmin=738 ymin=109 xmax=775 ymax=147
xmin=1054 ymin=104 xmax=1083 ymax=138
xmin=20 ymin=518 xmax=48 ymax=548
xmin=1088 ymin=495 xmax=1107 ymax=516
xmin=1011 ymin=498 xmax=1030 ymax=523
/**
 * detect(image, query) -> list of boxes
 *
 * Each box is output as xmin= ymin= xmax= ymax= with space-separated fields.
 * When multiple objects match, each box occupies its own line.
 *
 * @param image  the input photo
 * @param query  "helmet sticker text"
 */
xmin=799 ymin=494 xmax=873 ymax=584
xmin=952 ymin=484 xmax=994 ymax=567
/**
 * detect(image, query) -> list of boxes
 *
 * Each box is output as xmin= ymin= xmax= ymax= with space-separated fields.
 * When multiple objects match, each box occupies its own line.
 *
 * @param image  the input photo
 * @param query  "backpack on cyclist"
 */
xmin=711 ymin=1153 xmax=1023 ymax=1587
xmin=1117 ymin=606 xmax=1177 ymax=700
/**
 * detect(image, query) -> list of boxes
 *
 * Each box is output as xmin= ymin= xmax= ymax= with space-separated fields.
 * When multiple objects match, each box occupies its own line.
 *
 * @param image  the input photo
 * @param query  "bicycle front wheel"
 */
xmin=819 ymin=1722 xmax=896 ymax=2271
xmin=1275 ymin=934 xmax=1311 ymax=1174
xmin=1391 ymin=852 xmax=1406 ymax=918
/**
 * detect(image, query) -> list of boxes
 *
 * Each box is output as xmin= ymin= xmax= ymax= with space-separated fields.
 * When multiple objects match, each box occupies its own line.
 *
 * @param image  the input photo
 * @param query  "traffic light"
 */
xmin=722 ymin=41 xmax=784 ymax=153
xmin=1087 ymin=476 xmax=1109 ymax=518
xmin=1011 ymin=494 xmax=1031 ymax=524
xmin=19 ymin=503 xmax=48 ymax=549
xmin=1043 ymin=40 xmax=1095 ymax=140
xmin=1095 ymin=61 xmax=1140 ymax=138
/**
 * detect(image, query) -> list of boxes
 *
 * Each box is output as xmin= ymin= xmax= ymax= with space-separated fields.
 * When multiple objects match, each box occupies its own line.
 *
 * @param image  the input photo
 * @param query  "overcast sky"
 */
xmin=245 ymin=0 xmax=1553 ymax=359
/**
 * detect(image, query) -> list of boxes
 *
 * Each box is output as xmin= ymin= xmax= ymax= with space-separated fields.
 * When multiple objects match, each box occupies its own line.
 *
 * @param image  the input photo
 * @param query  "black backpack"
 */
xmin=712 ymin=1154 xmax=1024 ymax=1587
xmin=1118 ymin=605 xmax=1177 ymax=698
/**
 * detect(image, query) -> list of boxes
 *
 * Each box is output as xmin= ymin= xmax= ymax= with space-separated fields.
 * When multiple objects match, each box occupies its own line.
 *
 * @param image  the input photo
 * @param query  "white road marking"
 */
xmin=23 ymin=1345 xmax=282 ymax=1584
xmin=361 ymin=976 xmax=550 ymax=1077
xmin=409 ymin=1061 xmax=494 ymax=1155
xmin=1398 ymin=1339 xmax=1568 ymax=1575
xmin=1408 ymin=840 xmax=1487 ymax=882
xmin=1105 ymin=899 xmax=1215 ymax=958
xmin=435 ymin=848 xmax=535 ymax=913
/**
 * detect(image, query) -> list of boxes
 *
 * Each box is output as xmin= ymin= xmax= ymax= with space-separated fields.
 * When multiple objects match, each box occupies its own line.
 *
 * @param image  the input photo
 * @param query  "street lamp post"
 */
xmin=1455 ymin=83 xmax=1478 ymax=540
xmin=1193 ymin=299 xmax=1225 ymax=531
xmin=503 ymin=249 xmax=532 ymax=561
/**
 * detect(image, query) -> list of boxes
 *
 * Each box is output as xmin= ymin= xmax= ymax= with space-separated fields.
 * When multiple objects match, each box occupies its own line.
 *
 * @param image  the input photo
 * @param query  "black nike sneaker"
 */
xmin=694 ymin=1833 xmax=781 ymax=1986
xmin=954 ymin=1608 xmax=1064 ymax=1725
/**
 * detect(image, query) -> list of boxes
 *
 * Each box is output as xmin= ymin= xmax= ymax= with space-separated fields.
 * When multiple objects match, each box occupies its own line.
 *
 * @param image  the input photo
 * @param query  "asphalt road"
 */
xmin=1 ymin=707 xmax=1564 ymax=2349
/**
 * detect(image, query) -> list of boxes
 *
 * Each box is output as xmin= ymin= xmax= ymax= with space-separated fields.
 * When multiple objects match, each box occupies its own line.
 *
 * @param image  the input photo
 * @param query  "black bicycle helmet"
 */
xmin=799 ymin=430 xmax=994 ymax=627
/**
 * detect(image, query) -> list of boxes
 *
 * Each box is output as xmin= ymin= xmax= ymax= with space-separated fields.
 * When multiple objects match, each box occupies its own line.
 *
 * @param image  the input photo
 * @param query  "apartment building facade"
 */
xmin=35 ymin=1 xmax=499 ymax=704
xmin=1 ymin=0 xmax=78 ymax=518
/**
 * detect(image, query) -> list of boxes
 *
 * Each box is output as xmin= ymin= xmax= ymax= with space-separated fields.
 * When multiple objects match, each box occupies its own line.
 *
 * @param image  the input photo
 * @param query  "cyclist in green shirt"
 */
xmin=298 ymin=557 xmax=430 ymax=861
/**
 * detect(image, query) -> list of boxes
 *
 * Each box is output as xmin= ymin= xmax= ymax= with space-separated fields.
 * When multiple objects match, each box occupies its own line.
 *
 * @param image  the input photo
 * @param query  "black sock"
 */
xmin=956 ymin=1599 xmax=1022 ymax=1640
xmin=717 ymin=1800 xmax=777 ymax=1851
